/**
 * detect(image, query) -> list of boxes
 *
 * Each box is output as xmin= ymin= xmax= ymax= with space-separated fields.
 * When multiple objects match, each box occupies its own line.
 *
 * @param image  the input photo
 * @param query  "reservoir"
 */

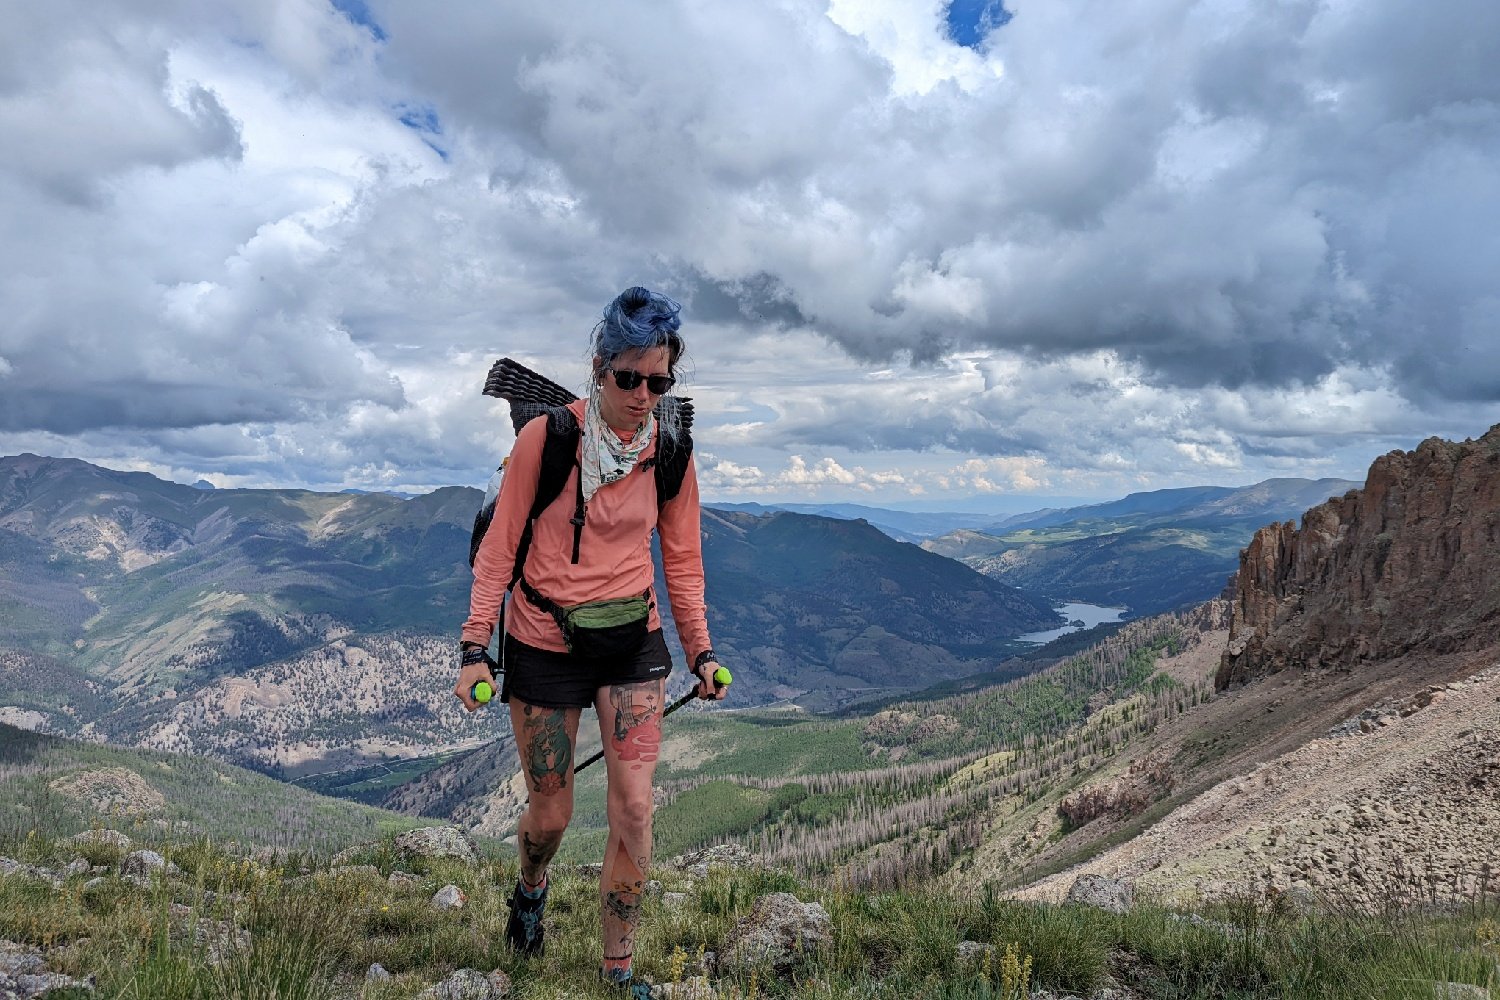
xmin=1017 ymin=602 xmax=1129 ymax=644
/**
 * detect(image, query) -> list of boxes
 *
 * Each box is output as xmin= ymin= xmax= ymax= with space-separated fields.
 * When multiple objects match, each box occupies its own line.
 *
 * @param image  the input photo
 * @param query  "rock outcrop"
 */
xmin=1219 ymin=425 xmax=1500 ymax=689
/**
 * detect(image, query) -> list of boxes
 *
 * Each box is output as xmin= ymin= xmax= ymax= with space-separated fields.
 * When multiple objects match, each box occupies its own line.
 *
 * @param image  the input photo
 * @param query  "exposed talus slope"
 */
xmin=1219 ymin=424 xmax=1500 ymax=689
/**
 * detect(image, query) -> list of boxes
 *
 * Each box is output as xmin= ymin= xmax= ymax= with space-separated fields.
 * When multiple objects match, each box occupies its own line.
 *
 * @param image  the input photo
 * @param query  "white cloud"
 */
xmin=2 ymin=0 xmax=1498 ymax=501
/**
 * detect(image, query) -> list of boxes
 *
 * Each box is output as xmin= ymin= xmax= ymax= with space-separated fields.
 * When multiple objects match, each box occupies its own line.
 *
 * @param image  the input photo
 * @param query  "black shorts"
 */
xmin=501 ymin=629 xmax=673 ymax=709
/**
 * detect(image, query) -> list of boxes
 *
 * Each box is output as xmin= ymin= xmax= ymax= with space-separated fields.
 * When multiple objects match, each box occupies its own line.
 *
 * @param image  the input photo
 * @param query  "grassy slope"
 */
xmin=0 ymin=722 xmax=431 ymax=853
xmin=1 ymin=820 xmax=1494 ymax=999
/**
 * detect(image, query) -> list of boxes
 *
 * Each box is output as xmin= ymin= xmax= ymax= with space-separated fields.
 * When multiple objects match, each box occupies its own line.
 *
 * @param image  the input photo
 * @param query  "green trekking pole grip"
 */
xmin=471 ymin=678 xmax=496 ymax=705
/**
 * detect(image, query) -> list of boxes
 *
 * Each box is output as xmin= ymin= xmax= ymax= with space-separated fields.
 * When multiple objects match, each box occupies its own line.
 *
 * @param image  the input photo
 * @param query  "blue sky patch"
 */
xmin=397 ymin=104 xmax=448 ymax=160
xmin=945 ymin=0 xmax=1012 ymax=49
xmin=331 ymin=0 xmax=386 ymax=41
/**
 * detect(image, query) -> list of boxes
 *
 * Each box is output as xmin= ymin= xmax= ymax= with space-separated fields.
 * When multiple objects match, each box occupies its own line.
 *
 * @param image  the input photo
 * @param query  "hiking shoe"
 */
xmin=505 ymin=879 xmax=547 ymax=957
xmin=600 ymin=967 xmax=654 ymax=999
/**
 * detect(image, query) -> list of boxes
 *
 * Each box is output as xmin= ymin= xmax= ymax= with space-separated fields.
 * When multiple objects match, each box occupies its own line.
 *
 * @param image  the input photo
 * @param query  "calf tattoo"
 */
xmin=521 ymin=830 xmax=560 ymax=874
xmin=603 ymin=836 xmax=646 ymax=957
xmin=608 ymin=682 xmax=662 ymax=768
xmin=522 ymin=705 xmax=572 ymax=795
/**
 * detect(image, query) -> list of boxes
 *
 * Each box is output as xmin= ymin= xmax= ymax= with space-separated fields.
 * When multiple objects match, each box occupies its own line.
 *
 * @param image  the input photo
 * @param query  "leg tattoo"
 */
xmin=608 ymin=682 xmax=663 ymax=769
xmin=520 ymin=830 xmax=561 ymax=884
xmin=522 ymin=704 xmax=573 ymax=794
xmin=602 ymin=834 xmax=646 ymax=961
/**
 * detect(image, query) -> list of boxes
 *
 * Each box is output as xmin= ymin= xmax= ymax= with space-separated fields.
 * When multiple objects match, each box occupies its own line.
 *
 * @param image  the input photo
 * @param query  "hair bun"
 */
xmin=602 ymin=286 xmax=682 ymax=349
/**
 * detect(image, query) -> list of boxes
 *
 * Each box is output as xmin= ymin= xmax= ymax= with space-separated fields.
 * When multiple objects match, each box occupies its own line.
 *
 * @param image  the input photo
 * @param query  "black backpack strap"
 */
xmin=510 ymin=407 xmax=580 ymax=591
xmin=653 ymin=427 xmax=694 ymax=507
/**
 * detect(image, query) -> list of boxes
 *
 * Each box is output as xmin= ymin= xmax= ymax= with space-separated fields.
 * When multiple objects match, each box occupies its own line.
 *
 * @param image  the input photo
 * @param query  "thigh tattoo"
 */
xmin=608 ymin=683 xmax=662 ymax=765
xmin=522 ymin=705 xmax=573 ymax=795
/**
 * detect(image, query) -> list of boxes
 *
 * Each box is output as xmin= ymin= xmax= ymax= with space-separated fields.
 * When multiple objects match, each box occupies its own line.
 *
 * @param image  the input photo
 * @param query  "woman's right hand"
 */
xmin=454 ymin=644 xmax=497 ymax=712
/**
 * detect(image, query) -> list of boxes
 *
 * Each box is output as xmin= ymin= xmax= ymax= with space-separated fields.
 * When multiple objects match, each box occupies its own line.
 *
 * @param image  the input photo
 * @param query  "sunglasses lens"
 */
xmin=610 ymin=369 xmax=674 ymax=394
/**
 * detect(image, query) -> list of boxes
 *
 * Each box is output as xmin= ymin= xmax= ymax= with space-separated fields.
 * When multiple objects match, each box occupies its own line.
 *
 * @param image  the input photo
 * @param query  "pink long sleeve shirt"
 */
xmin=461 ymin=398 xmax=713 ymax=667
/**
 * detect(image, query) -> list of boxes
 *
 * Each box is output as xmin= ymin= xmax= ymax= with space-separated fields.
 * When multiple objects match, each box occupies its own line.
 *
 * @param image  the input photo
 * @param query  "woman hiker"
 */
xmin=454 ymin=286 xmax=726 ymax=996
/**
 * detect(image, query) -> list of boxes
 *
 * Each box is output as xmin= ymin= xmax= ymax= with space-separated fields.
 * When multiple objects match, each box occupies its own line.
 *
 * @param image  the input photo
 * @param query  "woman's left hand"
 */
xmin=694 ymin=661 xmax=728 ymax=701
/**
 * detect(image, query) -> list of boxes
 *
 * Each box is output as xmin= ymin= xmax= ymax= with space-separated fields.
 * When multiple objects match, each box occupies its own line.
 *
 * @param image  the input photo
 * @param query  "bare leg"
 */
xmin=510 ymin=698 xmax=582 ymax=885
xmin=595 ymin=679 xmax=665 ymax=975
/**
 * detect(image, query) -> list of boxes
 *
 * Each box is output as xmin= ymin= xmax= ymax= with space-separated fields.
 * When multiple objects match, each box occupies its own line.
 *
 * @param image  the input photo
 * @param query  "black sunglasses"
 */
xmin=607 ymin=367 xmax=675 ymax=395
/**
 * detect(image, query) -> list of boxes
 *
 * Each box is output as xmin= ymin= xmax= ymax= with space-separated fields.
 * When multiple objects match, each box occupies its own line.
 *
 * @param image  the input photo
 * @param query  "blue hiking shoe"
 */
xmin=505 ymin=878 xmax=546 ymax=957
xmin=601 ymin=966 xmax=654 ymax=999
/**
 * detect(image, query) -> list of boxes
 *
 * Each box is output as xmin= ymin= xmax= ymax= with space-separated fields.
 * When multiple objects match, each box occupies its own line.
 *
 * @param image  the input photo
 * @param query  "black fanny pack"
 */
xmin=520 ymin=578 xmax=650 ymax=659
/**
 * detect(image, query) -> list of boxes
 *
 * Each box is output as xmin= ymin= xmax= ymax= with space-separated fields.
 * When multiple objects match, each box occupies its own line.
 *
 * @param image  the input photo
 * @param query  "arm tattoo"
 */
xmin=522 ymin=705 xmax=573 ymax=795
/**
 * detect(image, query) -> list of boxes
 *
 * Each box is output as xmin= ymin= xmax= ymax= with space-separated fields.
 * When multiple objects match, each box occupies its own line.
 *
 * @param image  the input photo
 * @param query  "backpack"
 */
xmin=467 ymin=359 xmax=695 ymax=586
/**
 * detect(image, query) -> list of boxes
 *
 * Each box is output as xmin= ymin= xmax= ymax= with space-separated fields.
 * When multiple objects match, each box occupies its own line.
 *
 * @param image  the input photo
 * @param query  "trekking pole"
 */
xmin=573 ymin=667 xmax=732 ymax=775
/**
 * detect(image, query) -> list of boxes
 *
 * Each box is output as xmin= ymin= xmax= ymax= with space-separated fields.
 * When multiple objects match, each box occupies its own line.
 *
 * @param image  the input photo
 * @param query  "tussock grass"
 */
xmin=4 ymin=826 xmax=1497 ymax=998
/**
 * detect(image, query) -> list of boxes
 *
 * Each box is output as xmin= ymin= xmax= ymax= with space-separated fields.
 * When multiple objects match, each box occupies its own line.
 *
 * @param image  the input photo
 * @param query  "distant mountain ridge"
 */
xmin=923 ymin=476 xmax=1362 ymax=615
xmin=0 ymin=453 xmax=1059 ymax=771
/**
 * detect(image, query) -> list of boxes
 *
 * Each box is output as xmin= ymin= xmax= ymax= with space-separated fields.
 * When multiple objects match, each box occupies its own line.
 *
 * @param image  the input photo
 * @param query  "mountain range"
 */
xmin=921 ymin=477 xmax=1362 ymax=614
xmin=0 ymin=453 xmax=1058 ymax=772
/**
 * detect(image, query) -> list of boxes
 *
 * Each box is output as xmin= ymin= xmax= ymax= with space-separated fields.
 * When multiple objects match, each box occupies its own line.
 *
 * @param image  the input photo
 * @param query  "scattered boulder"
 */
xmin=663 ymin=892 xmax=689 ymax=909
xmin=1433 ymin=984 xmax=1490 ymax=1000
xmin=367 ymin=963 xmax=392 ymax=981
xmin=575 ymin=862 xmax=604 ymax=879
xmin=956 ymin=940 xmax=996 ymax=963
xmin=62 ymin=858 xmax=91 ymax=879
xmin=656 ymin=977 xmax=717 ymax=999
xmin=432 ymin=885 xmax=467 ymax=910
xmin=327 ymin=864 xmax=381 ymax=881
xmin=0 ymin=939 xmax=95 ymax=999
xmin=389 ymin=870 xmax=424 ymax=890
xmin=416 ymin=967 xmax=509 ymax=999
xmin=121 ymin=849 xmax=181 ymax=881
xmin=671 ymin=844 xmax=756 ymax=879
xmin=1065 ymin=873 xmax=1134 ymax=914
xmin=65 ymin=829 xmax=131 ymax=852
xmin=396 ymin=826 xmax=479 ymax=865
xmin=716 ymin=892 xmax=832 ymax=976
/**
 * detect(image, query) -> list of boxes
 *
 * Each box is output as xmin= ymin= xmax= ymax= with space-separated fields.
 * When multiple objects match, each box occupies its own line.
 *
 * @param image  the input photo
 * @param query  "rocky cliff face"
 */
xmin=1218 ymin=425 xmax=1500 ymax=689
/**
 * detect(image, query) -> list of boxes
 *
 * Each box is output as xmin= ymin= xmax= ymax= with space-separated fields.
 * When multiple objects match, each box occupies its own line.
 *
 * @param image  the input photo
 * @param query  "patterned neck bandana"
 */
xmin=580 ymin=391 xmax=655 ymax=504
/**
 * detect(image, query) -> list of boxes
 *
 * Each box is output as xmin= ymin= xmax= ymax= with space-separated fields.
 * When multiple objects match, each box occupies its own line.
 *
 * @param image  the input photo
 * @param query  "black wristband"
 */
xmin=693 ymin=649 xmax=717 ymax=673
xmin=461 ymin=644 xmax=491 ymax=668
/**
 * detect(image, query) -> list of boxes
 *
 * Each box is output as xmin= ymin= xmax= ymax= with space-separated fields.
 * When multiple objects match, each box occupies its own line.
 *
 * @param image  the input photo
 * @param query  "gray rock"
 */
xmin=645 ymin=879 xmax=664 ymax=898
xmin=389 ymin=870 xmax=424 ymax=890
xmin=416 ymin=967 xmax=509 ymax=999
xmin=328 ymin=864 xmax=381 ymax=880
xmin=716 ymin=892 xmax=832 ymax=976
xmin=0 ymin=941 xmax=47 ymax=976
xmin=656 ymin=977 xmax=717 ymax=999
xmin=13 ymin=972 xmax=95 ymax=998
xmin=0 ymin=941 xmax=96 ymax=998
xmin=432 ymin=884 xmax=467 ymax=910
xmin=575 ymin=862 xmax=604 ymax=879
xmin=121 ymin=849 xmax=181 ymax=880
xmin=957 ymin=940 xmax=997 ymax=963
xmin=663 ymin=892 xmax=689 ymax=908
xmin=367 ymin=963 xmax=393 ymax=981
xmin=65 ymin=829 xmax=131 ymax=852
xmin=1065 ymin=873 xmax=1134 ymax=914
xmin=395 ymin=826 xmax=479 ymax=865
xmin=62 ymin=857 xmax=91 ymax=879
xmin=1433 ymin=984 xmax=1490 ymax=1000
xmin=671 ymin=844 xmax=755 ymax=875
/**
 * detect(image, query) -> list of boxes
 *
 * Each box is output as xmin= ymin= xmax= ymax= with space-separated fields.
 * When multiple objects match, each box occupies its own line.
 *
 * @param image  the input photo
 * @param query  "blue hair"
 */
xmin=594 ymin=286 xmax=683 ymax=365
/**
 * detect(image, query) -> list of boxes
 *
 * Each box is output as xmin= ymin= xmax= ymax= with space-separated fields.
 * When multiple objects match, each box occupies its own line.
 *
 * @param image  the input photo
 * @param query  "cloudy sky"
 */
xmin=2 ymin=0 xmax=1497 ymax=508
